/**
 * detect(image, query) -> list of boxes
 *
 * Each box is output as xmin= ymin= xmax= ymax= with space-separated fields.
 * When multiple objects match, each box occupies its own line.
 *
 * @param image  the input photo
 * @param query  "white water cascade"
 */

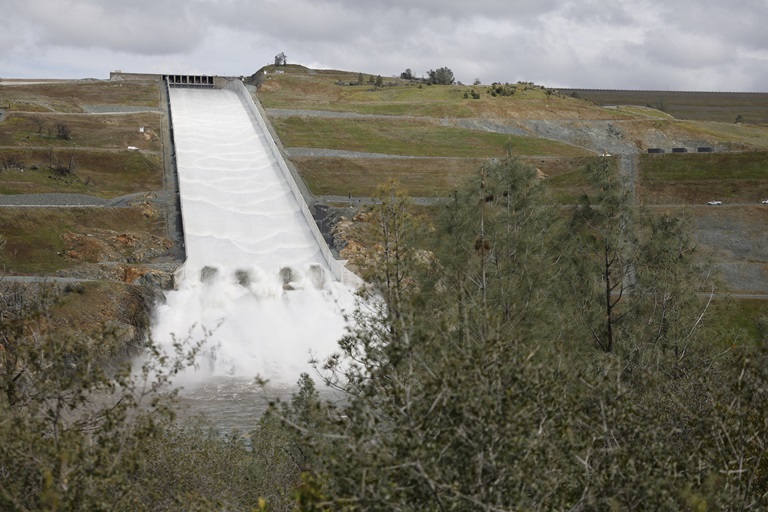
xmin=151 ymin=86 xmax=355 ymax=410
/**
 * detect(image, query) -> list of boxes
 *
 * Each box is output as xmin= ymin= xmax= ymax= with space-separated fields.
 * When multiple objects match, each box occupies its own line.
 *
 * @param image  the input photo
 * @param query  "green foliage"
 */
xmin=309 ymin=160 xmax=577 ymax=508
xmin=564 ymin=157 xmax=636 ymax=352
xmin=0 ymin=281 xmax=326 ymax=511
xmin=129 ymin=419 xmax=259 ymax=509
xmin=563 ymin=157 xmax=716 ymax=358
xmin=487 ymin=82 xmax=516 ymax=97
xmin=294 ymin=156 xmax=767 ymax=510
xmin=0 ymin=283 xmax=197 ymax=510
xmin=55 ymin=122 xmax=71 ymax=141
xmin=248 ymin=373 xmax=336 ymax=511
xmin=426 ymin=67 xmax=455 ymax=85
xmin=270 ymin=116 xmax=592 ymax=158
xmin=640 ymin=151 xmax=768 ymax=181
xmin=2 ymin=153 xmax=766 ymax=510
xmin=645 ymin=98 xmax=669 ymax=112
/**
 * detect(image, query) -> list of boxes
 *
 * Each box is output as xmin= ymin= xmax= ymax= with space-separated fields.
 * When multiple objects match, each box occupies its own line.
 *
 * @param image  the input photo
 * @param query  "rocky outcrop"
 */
xmin=61 ymin=228 xmax=174 ymax=264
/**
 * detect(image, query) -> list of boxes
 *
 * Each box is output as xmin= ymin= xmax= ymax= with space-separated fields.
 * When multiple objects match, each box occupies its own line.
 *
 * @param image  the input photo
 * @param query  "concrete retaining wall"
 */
xmin=111 ymin=72 xmax=230 ymax=89
xmin=160 ymin=80 xmax=186 ymax=263
xmin=224 ymin=80 xmax=363 ymax=288
xmin=164 ymin=81 xmax=191 ymax=290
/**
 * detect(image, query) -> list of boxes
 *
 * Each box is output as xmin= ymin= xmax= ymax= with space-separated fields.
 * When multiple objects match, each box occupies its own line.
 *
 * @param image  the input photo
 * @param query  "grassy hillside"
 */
xmin=253 ymin=66 xmax=768 ymax=204
xmin=638 ymin=152 xmax=768 ymax=204
xmin=0 ymin=79 xmax=172 ymax=276
xmin=0 ymin=81 xmax=164 ymax=199
xmin=0 ymin=67 xmax=764 ymax=332
xmin=0 ymin=81 xmax=160 ymax=112
xmin=271 ymin=117 xmax=592 ymax=158
xmin=256 ymin=65 xmax=637 ymax=120
xmin=559 ymin=88 xmax=768 ymax=125
xmin=0 ymin=111 xmax=162 ymax=149
xmin=254 ymin=65 xmax=768 ymax=305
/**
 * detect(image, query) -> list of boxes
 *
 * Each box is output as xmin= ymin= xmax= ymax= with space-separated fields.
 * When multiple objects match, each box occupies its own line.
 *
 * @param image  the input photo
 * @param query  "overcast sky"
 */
xmin=2 ymin=0 xmax=766 ymax=91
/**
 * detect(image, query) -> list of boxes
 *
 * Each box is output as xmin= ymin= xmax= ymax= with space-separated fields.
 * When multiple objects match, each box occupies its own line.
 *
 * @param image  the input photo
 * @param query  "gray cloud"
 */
xmin=0 ymin=0 xmax=765 ymax=91
xmin=638 ymin=29 xmax=736 ymax=69
xmin=16 ymin=0 xmax=207 ymax=54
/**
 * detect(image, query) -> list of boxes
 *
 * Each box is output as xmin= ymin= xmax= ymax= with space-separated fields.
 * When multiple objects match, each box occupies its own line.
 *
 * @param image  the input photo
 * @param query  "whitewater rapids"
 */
xmin=151 ymin=86 xmax=355 ymax=389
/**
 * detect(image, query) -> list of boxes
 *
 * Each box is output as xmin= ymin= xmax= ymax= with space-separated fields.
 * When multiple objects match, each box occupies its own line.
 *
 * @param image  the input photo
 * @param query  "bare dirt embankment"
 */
xmin=0 ymin=279 xmax=156 ymax=362
xmin=692 ymin=207 xmax=768 ymax=294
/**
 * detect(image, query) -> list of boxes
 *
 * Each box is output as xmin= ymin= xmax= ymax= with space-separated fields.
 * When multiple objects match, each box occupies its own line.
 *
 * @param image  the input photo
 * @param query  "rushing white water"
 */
xmin=151 ymin=87 xmax=354 ymax=399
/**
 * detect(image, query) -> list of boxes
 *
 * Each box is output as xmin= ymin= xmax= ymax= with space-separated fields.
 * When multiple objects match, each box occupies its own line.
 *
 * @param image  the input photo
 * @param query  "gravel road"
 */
xmin=316 ymin=195 xmax=440 ymax=206
xmin=0 ymin=191 xmax=164 ymax=207
xmin=0 ymin=193 xmax=110 ymax=207
xmin=286 ymin=148 xmax=441 ymax=159
xmin=82 ymin=105 xmax=163 ymax=114
xmin=267 ymin=108 xmax=415 ymax=120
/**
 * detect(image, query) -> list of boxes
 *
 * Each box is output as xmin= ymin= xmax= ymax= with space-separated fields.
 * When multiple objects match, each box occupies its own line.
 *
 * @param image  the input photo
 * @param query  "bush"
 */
xmin=487 ymin=82 xmax=516 ymax=97
xmin=56 ymin=123 xmax=71 ymax=140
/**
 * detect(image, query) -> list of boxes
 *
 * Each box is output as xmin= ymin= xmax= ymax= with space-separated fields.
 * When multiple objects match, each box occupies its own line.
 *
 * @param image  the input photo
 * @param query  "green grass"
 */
xmin=0 ymin=81 xmax=160 ymax=113
xmin=0 ymin=85 xmax=164 ymax=200
xmin=637 ymin=151 xmax=768 ymax=204
xmin=639 ymin=181 xmax=768 ymax=204
xmin=0 ymin=112 xmax=163 ymax=150
xmin=534 ymin=156 xmax=618 ymax=204
xmin=711 ymin=298 xmax=768 ymax=343
xmin=0 ymin=207 xmax=164 ymax=273
xmin=324 ymin=101 xmax=477 ymax=118
xmin=295 ymin=157 xmax=488 ymax=196
xmin=546 ymin=167 xmax=590 ymax=187
xmin=294 ymin=153 xmax=599 ymax=200
xmin=272 ymin=117 xmax=593 ymax=158
xmin=559 ymin=89 xmax=768 ymax=125
xmin=0 ymin=148 xmax=162 ymax=197
xmin=256 ymin=72 xmax=631 ymax=120
xmin=641 ymin=152 xmax=768 ymax=181
xmin=674 ymin=121 xmax=768 ymax=150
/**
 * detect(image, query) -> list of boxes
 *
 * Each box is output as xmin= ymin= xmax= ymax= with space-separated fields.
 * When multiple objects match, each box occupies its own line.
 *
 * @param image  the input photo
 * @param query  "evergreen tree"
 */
xmin=564 ymin=156 xmax=636 ymax=352
xmin=296 ymin=156 xmax=765 ymax=511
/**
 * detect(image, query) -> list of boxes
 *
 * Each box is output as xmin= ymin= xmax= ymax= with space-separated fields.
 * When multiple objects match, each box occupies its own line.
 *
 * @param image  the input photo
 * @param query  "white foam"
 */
xmin=152 ymin=88 xmax=354 ymax=386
